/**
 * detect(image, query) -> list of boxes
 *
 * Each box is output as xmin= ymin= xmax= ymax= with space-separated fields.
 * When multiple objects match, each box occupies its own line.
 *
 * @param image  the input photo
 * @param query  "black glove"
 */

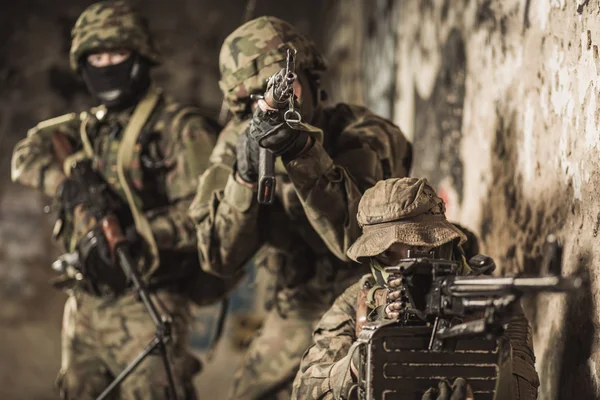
xmin=249 ymin=107 xmax=309 ymax=160
xmin=236 ymin=127 xmax=261 ymax=183
xmin=77 ymin=226 xmax=129 ymax=295
xmin=56 ymin=178 xmax=86 ymax=213
xmin=422 ymin=378 xmax=471 ymax=400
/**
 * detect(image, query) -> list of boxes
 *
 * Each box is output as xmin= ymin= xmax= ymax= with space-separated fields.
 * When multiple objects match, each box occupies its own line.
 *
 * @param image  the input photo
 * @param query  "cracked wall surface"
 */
xmin=324 ymin=1 xmax=600 ymax=398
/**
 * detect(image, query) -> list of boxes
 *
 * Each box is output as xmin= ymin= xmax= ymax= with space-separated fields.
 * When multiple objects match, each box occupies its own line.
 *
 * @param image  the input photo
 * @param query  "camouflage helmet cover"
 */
xmin=69 ymin=0 xmax=161 ymax=71
xmin=219 ymin=16 xmax=327 ymax=117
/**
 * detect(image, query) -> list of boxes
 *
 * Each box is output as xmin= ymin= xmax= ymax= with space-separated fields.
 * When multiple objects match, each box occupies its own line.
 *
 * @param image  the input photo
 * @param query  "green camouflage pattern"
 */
xmin=189 ymin=103 xmax=412 ymax=399
xmin=227 ymin=306 xmax=317 ymax=400
xmin=219 ymin=16 xmax=327 ymax=117
xmin=70 ymin=0 xmax=160 ymax=71
xmin=57 ymin=290 xmax=198 ymax=399
xmin=12 ymin=91 xmax=217 ymax=256
xmin=291 ymin=276 xmax=540 ymax=400
xmin=12 ymin=90 xmax=219 ymax=396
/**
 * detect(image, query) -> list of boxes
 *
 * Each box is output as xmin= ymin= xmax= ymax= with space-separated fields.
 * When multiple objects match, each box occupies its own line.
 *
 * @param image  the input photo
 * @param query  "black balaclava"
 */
xmin=80 ymin=52 xmax=151 ymax=110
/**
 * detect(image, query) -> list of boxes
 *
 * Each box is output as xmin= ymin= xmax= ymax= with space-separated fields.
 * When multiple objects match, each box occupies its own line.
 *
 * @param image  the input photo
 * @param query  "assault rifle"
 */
xmin=51 ymin=133 xmax=179 ymax=400
xmin=256 ymin=48 xmax=300 ymax=204
xmin=356 ymin=237 xmax=582 ymax=400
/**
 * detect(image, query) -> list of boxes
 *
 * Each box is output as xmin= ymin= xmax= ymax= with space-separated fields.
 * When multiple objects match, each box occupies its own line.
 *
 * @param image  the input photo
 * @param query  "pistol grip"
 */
xmin=258 ymin=147 xmax=276 ymax=205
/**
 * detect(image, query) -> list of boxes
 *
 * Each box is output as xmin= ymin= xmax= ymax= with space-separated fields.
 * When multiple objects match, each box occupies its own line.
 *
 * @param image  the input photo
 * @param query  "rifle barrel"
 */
xmin=446 ymin=275 xmax=582 ymax=296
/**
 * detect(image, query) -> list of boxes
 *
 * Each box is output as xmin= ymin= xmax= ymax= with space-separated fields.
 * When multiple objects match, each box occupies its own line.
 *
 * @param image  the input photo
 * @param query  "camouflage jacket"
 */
xmin=291 ymin=275 xmax=541 ymax=400
xmin=189 ymin=104 xmax=412 ymax=315
xmin=12 ymin=88 xmax=217 ymax=287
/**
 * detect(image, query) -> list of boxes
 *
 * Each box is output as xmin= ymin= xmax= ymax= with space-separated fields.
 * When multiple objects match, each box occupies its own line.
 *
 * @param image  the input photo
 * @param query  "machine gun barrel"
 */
xmin=445 ymin=274 xmax=583 ymax=297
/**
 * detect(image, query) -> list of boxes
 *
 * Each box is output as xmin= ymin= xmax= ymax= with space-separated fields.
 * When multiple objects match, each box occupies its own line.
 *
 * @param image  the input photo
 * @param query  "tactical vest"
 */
xmin=34 ymin=88 xmax=236 ymax=305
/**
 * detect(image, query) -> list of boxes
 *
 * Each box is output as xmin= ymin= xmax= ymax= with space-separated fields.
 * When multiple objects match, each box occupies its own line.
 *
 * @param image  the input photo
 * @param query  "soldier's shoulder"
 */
xmin=324 ymin=103 xmax=379 ymax=123
xmin=27 ymin=111 xmax=84 ymax=138
xmin=154 ymin=93 xmax=220 ymax=137
xmin=324 ymin=103 xmax=400 ymax=138
xmin=337 ymin=275 xmax=371 ymax=308
xmin=316 ymin=278 xmax=369 ymax=331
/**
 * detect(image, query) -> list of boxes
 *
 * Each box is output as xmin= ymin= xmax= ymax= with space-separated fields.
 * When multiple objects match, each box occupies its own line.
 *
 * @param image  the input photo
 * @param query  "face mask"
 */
xmin=80 ymin=53 xmax=151 ymax=110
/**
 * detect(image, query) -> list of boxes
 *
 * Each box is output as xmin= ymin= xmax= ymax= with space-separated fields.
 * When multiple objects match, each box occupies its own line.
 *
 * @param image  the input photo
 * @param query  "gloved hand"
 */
xmin=56 ymin=178 xmax=86 ymax=213
xmin=75 ymin=212 xmax=131 ymax=294
xmin=249 ymin=106 xmax=309 ymax=160
xmin=235 ymin=127 xmax=261 ymax=183
xmin=422 ymin=378 xmax=474 ymax=400
xmin=77 ymin=225 xmax=113 ymax=268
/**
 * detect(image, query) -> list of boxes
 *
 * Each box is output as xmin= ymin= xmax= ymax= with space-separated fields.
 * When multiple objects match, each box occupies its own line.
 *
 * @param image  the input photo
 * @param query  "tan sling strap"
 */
xmin=116 ymin=87 xmax=162 ymax=276
xmin=77 ymin=93 xmax=161 ymax=275
xmin=78 ymin=91 xmax=162 ymax=275
xmin=69 ymin=106 xmax=107 ymax=176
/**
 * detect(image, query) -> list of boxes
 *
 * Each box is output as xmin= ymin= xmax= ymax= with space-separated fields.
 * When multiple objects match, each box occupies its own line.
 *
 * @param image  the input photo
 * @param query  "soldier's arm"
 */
xmin=285 ymin=104 xmax=412 ymax=262
xmin=11 ymin=115 xmax=81 ymax=197
xmin=189 ymin=119 xmax=262 ymax=277
xmin=503 ymin=304 xmax=540 ymax=399
xmin=146 ymin=114 xmax=217 ymax=251
xmin=292 ymin=283 xmax=360 ymax=400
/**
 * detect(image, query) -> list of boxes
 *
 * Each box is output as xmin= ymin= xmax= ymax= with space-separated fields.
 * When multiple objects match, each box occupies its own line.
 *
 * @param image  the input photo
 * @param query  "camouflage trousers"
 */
xmin=227 ymin=307 xmax=318 ymax=400
xmin=228 ymin=265 xmax=365 ymax=400
xmin=57 ymin=289 xmax=200 ymax=400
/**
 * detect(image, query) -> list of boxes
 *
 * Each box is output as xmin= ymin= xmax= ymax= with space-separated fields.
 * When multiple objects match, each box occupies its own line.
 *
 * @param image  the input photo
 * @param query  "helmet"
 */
xmin=69 ymin=0 xmax=160 ymax=71
xmin=219 ymin=16 xmax=327 ymax=117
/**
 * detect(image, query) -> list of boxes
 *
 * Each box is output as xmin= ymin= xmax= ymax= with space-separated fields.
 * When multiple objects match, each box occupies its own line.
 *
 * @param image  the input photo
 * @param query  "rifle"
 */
xmin=51 ymin=132 xmax=179 ymax=400
xmin=256 ymin=48 xmax=300 ymax=204
xmin=356 ymin=237 xmax=582 ymax=400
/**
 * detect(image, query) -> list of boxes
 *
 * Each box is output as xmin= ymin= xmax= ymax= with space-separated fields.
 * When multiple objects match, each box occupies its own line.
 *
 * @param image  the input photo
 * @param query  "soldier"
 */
xmin=11 ymin=1 xmax=224 ymax=399
xmin=291 ymin=177 xmax=540 ymax=400
xmin=189 ymin=16 xmax=412 ymax=400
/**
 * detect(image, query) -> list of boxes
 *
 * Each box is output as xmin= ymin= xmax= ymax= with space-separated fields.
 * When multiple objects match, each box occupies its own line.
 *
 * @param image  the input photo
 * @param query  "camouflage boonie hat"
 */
xmin=219 ymin=16 xmax=327 ymax=117
xmin=347 ymin=178 xmax=467 ymax=262
xmin=69 ymin=0 xmax=161 ymax=71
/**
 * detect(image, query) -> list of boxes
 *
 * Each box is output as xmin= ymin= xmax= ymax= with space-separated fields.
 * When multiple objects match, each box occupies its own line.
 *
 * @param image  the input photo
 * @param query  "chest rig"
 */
xmin=61 ymin=89 xmax=163 ymax=282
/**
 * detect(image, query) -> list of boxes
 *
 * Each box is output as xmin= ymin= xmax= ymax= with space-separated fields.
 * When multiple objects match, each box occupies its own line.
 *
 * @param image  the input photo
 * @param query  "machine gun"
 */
xmin=356 ymin=238 xmax=582 ymax=400
xmin=51 ymin=133 xmax=180 ymax=400
xmin=256 ymin=48 xmax=300 ymax=204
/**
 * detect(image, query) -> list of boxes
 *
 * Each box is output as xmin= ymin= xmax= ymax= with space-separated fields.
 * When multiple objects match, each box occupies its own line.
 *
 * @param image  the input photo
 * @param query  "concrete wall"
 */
xmin=324 ymin=1 xmax=600 ymax=398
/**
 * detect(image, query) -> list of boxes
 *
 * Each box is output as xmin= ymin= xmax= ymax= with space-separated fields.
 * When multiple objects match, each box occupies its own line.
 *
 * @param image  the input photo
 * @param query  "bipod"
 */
xmin=96 ymin=245 xmax=178 ymax=400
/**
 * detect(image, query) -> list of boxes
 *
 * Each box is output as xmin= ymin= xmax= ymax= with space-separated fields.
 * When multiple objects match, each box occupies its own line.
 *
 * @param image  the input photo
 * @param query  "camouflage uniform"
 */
xmin=11 ymin=2 xmax=220 ymax=399
xmin=189 ymin=17 xmax=412 ymax=400
xmin=292 ymin=178 xmax=540 ymax=400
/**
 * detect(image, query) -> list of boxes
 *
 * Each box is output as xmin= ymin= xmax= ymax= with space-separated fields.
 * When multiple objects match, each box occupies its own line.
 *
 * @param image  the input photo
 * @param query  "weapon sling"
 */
xmin=76 ymin=88 xmax=180 ymax=400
